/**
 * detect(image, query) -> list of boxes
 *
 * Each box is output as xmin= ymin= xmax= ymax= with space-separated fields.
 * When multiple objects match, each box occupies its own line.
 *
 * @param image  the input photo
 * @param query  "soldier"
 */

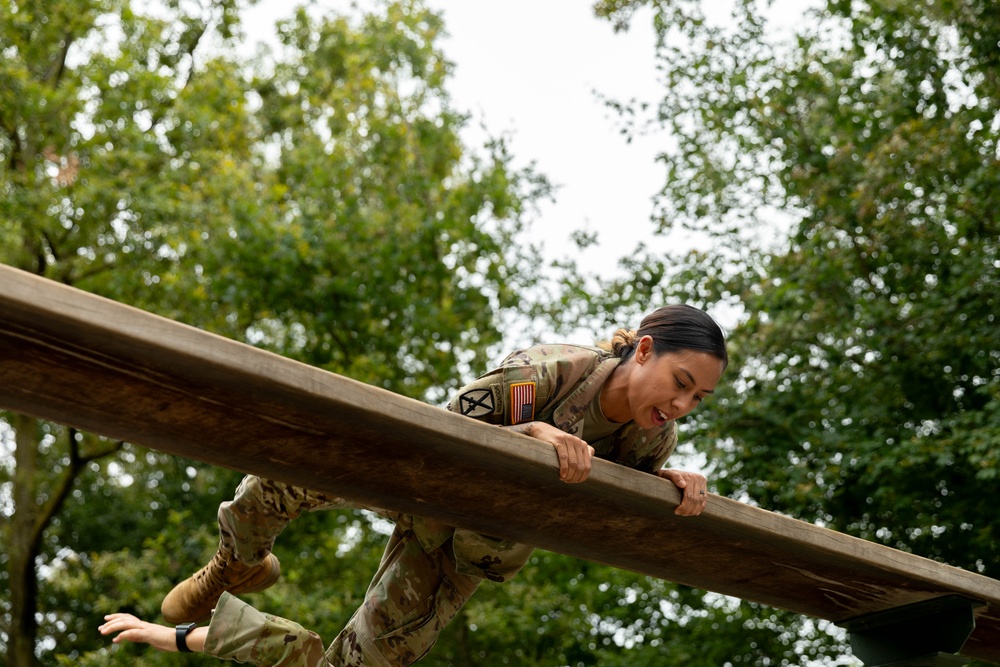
xmin=100 ymin=304 xmax=728 ymax=666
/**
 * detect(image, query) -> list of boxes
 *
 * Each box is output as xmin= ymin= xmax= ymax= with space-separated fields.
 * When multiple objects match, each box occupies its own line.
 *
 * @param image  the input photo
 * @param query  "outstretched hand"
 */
xmin=656 ymin=469 xmax=709 ymax=516
xmin=99 ymin=613 xmax=206 ymax=653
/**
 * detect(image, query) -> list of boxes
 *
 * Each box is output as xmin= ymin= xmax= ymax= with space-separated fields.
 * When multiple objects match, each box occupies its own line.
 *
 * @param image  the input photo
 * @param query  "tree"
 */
xmin=576 ymin=0 xmax=1000 ymax=663
xmin=0 ymin=0 xmax=551 ymax=663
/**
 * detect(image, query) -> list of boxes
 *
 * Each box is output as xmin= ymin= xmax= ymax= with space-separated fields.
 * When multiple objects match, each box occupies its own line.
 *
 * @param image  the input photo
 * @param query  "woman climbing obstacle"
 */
xmin=100 ymin=304 xmax=728 ymax=666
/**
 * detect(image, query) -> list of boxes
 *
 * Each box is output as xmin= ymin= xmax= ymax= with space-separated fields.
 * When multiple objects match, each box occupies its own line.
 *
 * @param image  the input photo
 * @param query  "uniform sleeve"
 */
xmin=203 ymin=592 xmax=328 ymax=666
xmin=447 ymin=368 xmax=506 ymax=425
xmin=639 ymin=425 xmax=679 ymax=473
xmin=447 ymin=347 xmax=577 ymax=427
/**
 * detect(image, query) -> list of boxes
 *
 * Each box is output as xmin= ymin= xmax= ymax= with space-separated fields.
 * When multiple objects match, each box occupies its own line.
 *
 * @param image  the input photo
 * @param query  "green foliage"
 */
xmin=49 ymin=516 xmax=222 ymax=667
xmin=1 ymin=0 xmax=550 ymax=393
xmin=426 ymin=552 xmax=849 ymax=667
xmin=8 ymin=0 xmax=996 ymax=664
xmin=587 ymin=0 xmax=1000 ymax=663
xmin=199 ymin=2 xmax=552 ymax=397
xmin=1 ymin=0 xmax=554 ymax=664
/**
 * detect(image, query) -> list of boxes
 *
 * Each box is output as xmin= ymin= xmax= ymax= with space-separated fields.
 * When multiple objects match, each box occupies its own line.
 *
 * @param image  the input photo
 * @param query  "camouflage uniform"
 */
xmin=202 ymin=344 xmax=678 ymax=666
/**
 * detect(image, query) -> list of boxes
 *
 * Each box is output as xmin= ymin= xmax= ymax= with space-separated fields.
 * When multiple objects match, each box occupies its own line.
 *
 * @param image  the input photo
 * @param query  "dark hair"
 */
xmin=608 ymin=305 xmax=728 ymax=369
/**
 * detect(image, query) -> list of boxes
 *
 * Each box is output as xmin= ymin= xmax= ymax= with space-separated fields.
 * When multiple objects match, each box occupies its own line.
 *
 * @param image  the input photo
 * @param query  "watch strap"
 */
xmin=175 ymin=622 xmax=196 ymax=652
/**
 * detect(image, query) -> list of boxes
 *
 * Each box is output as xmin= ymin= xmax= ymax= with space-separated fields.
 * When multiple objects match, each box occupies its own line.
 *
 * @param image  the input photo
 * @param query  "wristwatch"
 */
xmin=175 ymin=622 xmax=197 ymax=652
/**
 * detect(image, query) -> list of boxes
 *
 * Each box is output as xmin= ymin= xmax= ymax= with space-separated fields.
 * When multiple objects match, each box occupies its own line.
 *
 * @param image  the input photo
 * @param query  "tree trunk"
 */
xmin=8 ymin=412 xmax=40 ymax=667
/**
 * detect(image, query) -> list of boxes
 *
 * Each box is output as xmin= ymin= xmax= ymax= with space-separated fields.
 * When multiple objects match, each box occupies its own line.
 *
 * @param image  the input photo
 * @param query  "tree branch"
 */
xmin=29 ymin=428 xmax=123 ymax=549
xmin=44 ymin=33 xmax=75 ymax=87
xmin=147 ymin=19 xmax=210 ymax=132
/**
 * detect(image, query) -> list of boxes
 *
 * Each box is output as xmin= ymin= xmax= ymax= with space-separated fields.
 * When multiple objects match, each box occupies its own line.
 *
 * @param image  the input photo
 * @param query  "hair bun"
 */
xmin=610 ymin=328 xmax=638 ymax=358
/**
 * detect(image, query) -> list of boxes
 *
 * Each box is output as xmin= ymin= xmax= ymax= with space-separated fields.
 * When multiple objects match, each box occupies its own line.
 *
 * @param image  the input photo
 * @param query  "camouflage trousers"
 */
xmin=216 ymin=475 xmax=529 ymax=666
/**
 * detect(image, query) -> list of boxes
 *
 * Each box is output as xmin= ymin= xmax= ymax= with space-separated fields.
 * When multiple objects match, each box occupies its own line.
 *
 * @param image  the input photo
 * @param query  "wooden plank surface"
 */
xmin=1 ymin=262 xmax=998 ymax=663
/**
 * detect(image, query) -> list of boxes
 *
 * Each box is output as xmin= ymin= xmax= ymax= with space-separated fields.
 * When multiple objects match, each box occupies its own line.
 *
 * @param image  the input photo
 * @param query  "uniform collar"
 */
xmin=552 ymin=356 xmax=621 ymax=437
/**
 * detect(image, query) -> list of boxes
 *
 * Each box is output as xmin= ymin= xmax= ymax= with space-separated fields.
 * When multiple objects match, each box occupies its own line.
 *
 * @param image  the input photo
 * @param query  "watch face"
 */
xmin=176 ymin=623 xmax=196 ymax=652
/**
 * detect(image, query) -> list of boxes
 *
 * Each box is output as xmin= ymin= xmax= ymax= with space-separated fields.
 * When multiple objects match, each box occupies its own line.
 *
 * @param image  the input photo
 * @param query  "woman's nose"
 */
xmin=673 ymin=394 xmax=695 ymax=416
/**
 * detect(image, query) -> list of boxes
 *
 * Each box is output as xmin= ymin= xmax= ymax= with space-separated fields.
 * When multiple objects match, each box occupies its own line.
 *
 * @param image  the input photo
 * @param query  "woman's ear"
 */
xmin=635 ymin=335 xmax=654 ymax=364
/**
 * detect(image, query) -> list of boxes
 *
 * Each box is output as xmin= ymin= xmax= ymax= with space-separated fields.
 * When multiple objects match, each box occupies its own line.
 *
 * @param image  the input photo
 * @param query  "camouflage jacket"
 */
xmin=448 ymin=344 xmax=677 ymax=470
xmin=411 ymin=344 xmax=678 ymax=580
xmin=205 ymin=592 xmax=328 ymax=666
xmin=201 ymin=345 xmax=682 ymax=667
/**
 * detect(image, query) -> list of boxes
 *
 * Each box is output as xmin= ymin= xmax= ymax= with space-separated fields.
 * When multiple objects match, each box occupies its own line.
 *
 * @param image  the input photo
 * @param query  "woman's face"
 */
xmin=627 ymin=337 xmax=725 ymax=429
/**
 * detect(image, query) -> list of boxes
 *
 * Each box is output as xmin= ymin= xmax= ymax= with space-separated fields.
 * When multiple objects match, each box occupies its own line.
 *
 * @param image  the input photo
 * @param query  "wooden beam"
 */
xmin=1 ymin=263 xmax=999 ymax=664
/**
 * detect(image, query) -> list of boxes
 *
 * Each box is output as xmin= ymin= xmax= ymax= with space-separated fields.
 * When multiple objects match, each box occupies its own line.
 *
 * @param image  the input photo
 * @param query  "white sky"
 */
xmin=242 ymin=0 xmax=671 ymax=273
xmin=240 ymin=0 xmax=813 ymax=299
xmin=425 ymin=1 xmax=668 ymax=267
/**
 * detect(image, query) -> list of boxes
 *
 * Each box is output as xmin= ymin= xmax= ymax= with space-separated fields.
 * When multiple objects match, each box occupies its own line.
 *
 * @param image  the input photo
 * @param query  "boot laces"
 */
xmin=194 ymin=551 xmax=243 ymax=596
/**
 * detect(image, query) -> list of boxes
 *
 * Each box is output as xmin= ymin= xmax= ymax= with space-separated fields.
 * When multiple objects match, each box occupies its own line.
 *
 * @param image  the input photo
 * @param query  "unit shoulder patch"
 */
xmin=458 ymin=388 xmax=496 ymax=417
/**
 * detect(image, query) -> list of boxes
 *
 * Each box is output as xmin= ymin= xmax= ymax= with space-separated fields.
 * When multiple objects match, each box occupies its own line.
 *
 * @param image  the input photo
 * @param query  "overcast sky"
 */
xmin=243 ymin=0 xmax=671 ymax=273
xmin=241 ymin=0 xmax=813 ymax=293
xmin=425 ymin=1 xmax=668 ymax=266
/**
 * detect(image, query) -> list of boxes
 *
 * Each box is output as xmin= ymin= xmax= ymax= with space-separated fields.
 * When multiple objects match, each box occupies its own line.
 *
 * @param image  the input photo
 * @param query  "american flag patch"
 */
xmin=509 ymin=382 xmax=535 ymax=424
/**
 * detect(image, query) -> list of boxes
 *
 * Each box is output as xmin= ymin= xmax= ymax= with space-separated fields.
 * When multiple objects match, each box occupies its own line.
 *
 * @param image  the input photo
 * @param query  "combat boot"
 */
xmin=161 ymin=550 xmax=281 ymax=624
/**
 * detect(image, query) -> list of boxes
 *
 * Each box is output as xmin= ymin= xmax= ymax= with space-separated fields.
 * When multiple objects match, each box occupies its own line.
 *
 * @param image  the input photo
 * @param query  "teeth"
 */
xmin=657 ymin=409 xmax=668 ymax=421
